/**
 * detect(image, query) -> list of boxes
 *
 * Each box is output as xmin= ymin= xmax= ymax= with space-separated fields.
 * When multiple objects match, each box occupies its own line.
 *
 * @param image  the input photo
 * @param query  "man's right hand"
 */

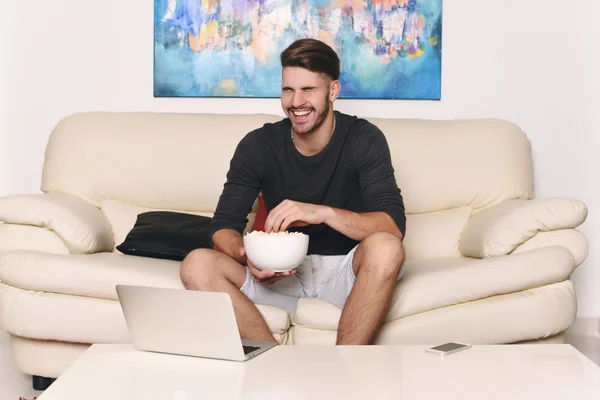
xmin=239 ymin=247 xmax=296 ymax=286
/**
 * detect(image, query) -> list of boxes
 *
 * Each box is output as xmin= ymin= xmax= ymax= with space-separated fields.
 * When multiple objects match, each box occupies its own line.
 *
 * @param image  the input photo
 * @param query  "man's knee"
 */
xmin=354 ymin=232 xmax=404 ymax=277
xmin=180 ymin=248 xmax=222 ymax=290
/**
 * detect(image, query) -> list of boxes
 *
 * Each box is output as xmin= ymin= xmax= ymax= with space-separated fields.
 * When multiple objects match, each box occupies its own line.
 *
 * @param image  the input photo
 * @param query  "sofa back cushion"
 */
xmin=402 ymin=207 xmax=472 ymax=261
xmin=104 ymin=200 xmax=469 ymax=260
xmin=42 ymin=112 xmax=281 ymax=212
xmin=42 ymin=112 xmax=533 ymax=215
xmin=368 ymin=117 xmax=533 ymax=214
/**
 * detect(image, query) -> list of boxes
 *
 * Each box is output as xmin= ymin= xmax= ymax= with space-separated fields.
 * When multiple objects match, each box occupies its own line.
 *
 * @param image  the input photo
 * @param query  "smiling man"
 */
xmin=180 ymin=38 xmax=406 ymax=345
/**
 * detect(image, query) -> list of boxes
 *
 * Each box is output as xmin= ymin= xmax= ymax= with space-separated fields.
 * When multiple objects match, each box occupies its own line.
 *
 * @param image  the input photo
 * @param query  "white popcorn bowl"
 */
xmin=243 ymin=231 xmax=309 ymax=272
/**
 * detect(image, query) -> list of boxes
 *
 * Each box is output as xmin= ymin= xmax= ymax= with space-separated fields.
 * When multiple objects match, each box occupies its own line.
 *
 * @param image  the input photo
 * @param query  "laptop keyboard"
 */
xmin=243 ymin=345 xmax=260 ymax=355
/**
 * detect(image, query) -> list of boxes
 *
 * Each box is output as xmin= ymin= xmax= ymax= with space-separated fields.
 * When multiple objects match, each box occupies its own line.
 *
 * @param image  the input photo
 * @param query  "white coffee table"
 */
xmin=38 ymin=343 xmax=600 ymax=399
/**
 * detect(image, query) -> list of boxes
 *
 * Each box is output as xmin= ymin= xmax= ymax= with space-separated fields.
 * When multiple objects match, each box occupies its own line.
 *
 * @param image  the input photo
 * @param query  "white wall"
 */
xmin=1 ymin=1 xmax=598 ymax=317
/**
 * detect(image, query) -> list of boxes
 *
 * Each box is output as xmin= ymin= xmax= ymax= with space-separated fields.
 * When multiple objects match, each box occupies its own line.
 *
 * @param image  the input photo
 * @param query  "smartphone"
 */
xmin=425 ymin=342 xmax=472 ymax=357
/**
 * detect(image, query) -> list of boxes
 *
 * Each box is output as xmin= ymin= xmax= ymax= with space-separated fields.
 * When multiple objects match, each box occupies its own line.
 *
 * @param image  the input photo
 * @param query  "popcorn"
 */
xmin=246 ymin=230 xmax=306 ymax=236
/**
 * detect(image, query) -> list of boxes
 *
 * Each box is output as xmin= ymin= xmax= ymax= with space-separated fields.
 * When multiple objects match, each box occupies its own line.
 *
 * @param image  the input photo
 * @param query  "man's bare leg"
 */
xmin=180 ymin=249 xmax=275 ymax=342
xmin=336 ymin=232 xmax=404 ymax=345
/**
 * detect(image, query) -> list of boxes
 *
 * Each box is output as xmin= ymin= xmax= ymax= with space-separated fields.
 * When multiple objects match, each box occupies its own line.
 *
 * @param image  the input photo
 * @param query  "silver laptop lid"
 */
xmin=116 ymin=285 xmax=246 ymax=361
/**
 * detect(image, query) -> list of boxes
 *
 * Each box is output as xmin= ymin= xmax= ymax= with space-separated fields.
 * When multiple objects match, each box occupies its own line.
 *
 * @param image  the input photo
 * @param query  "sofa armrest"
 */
xmin=0 ymin=193 xmax=114 ymax=254
xmin=0 ymin=224 xmax=70 ymax=254
xmin=512 ymin=229 xmax=589 ymax=266
xmin=459 ymin=198 xmax=588 ymax=258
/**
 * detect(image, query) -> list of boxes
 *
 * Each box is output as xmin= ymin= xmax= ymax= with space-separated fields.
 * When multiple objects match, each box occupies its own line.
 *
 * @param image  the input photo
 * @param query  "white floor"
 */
xmin=1 ymin=322 xmax=599 ymax=399
xmin=564 ymin=318 xmax=600 ymax=366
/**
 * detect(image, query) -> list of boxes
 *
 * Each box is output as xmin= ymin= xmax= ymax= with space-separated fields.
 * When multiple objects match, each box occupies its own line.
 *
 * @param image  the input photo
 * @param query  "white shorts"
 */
xmin=240 ymin=245 xmax=404 ymax=314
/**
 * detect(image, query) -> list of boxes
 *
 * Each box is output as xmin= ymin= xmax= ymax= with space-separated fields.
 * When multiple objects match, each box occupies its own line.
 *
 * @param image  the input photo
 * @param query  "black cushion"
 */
xmin=116 ymin=211 xmax=213 ymax=261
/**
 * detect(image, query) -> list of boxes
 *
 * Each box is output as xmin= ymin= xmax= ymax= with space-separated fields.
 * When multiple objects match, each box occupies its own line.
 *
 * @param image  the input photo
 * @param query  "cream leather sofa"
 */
xmin=0 ymin=112 xmax=589 ymax=382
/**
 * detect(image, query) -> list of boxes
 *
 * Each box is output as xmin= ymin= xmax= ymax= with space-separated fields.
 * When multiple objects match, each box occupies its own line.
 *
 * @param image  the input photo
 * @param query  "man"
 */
xmin=180 ymin=38 xmax=406 ymax=345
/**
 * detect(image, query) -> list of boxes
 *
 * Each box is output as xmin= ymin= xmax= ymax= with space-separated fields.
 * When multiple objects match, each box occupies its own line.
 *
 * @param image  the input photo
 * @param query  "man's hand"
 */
xmin=240 ymin=247 xmax=296 ymax=286
xmin=264 ymin=199 xmax=334 ymax=233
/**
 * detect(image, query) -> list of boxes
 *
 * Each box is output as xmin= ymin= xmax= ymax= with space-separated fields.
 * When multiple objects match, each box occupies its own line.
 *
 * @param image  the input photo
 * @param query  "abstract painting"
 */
xmin=154 ymin=0 xmax=443 ymax=99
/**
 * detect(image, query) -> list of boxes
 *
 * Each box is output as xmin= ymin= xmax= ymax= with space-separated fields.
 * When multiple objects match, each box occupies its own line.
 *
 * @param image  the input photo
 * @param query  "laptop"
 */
xmin=115 ymin=284 xmax=277 ymax=361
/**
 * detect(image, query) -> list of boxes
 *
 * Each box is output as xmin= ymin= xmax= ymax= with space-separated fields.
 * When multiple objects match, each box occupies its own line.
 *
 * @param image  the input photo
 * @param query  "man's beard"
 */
xmin=291 ymin=91 xmax=331 ymax=136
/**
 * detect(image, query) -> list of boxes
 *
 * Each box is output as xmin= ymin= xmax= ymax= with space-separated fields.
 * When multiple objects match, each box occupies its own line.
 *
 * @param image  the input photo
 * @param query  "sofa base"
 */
xmin=513 ymin=332 xmax=565 ymax=344
xmin=10 ymin=335 xmax=91 ymax=379
xmin=8 ymin=331 xmax=289 ymax=379
xmin=10 ymin=330 xmax=566 ymax=380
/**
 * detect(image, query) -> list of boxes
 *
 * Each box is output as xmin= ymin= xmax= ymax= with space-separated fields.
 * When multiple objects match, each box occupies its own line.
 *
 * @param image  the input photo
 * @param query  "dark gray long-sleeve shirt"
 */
xmin=210 ymin=111 xmax=406 ymax=256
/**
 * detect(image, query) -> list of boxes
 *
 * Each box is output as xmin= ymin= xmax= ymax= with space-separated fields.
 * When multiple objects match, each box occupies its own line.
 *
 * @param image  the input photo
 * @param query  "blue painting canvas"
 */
xmin=154 ymin=0 xmax=443 ymax=99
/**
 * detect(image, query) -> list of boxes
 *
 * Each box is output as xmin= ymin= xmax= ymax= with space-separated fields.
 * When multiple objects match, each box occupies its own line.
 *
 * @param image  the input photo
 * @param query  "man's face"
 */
xmin=281 ymin=67 xmax=337 ymax=136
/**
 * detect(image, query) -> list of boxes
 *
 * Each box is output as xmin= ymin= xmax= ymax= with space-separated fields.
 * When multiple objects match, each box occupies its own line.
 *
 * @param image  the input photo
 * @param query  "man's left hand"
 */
xmin=264 ymin=200 xmax=333 ymax=233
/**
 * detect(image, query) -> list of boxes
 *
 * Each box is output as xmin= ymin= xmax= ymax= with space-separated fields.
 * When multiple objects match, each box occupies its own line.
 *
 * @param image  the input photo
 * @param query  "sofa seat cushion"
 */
xmin=0 ymin=283 xmax=289 ymax=344
xmin=289 ymin=280 xmax=576 ymax=345
xmin=0 ymin=251 xmax=290 ymax=335
xmin=0 ymin=250 xmax=184 ymax=299
xmin=292 ymin=246 xmax=576 ymax=330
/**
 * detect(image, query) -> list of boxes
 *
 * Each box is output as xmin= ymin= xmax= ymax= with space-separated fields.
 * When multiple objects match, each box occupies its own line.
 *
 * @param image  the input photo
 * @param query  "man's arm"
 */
xmin=354 ymin=123 xmax=406 ymax=239
xmin=209 ymin=131 xmax=296 ymax=284
xmin=212 ymin=228 xmax=245 ymax=264
xmin=264 ymin=201 xmax=402 ymax=241
xmin=210 ymin=134 xmax=261 ymax=258
xmin=323 ymin=208 xmax=403 ymax=241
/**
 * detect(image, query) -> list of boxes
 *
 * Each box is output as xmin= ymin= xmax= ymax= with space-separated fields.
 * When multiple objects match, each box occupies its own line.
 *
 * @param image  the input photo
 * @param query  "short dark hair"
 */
xmin=280 ymin=38 xmax=340 ymax=81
